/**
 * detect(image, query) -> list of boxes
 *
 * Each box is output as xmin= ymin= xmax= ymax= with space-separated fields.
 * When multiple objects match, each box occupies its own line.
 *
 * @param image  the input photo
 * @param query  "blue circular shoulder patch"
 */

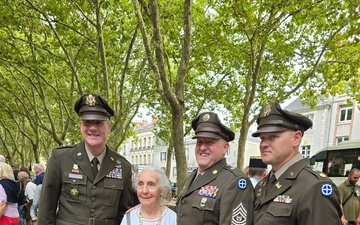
xmin=321 ymin=183 xmax=333 ymax=196
xmin=238 ymin=178 xmax=247 ymax=189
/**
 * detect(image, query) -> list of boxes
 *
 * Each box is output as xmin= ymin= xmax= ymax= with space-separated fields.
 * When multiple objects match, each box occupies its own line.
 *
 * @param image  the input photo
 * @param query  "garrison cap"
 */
xmin=74 ymin=94 xmax=114 ymax=120
xmin=249 ymin=158 xmax=267 ymax=169
xmin=252 ymin=102 xmax=312 ymax=137
xmin=191 ymin=112 xmax=235 ymax=142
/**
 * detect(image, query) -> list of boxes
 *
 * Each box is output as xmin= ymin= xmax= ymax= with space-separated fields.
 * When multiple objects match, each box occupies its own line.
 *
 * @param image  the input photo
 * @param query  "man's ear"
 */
xmin=292 ymin=130 xmax=302 ymax=146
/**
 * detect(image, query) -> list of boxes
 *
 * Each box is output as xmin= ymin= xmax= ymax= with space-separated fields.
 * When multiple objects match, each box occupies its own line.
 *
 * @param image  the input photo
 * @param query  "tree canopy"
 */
xmin=0 ymin=0 xmax=359 ymax=187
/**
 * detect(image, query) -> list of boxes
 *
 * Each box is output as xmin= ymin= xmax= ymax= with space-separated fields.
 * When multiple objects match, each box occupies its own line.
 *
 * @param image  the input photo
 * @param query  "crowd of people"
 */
xmin=0 ymin=94 xmax=359 ymax=225
xmin=0 ymin=160 xmax=45 ymax=225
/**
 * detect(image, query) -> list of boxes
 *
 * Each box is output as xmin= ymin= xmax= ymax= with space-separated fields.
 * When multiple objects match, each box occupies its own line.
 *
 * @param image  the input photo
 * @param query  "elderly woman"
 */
xmin=120 ymin=166 xmax=176 ymax=225
xmin=0 ymin=162 xmax=20 ymax=225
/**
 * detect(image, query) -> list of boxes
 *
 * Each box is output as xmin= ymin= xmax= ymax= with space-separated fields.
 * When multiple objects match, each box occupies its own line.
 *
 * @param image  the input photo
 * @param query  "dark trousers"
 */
xmin=347 ymin=221 xmax=355 ymax=225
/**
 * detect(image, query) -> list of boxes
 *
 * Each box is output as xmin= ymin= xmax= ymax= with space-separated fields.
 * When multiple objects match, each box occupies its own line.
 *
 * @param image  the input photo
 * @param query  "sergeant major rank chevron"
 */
xmin=231 ymin=202 xmax=247 ymax=225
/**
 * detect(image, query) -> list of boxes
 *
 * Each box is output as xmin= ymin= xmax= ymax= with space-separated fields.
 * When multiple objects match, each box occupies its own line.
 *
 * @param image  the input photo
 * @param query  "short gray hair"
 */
xmin=35 ymin=163 xmax=45 ymax=172
xmin=135 ymin=165 xmax=171 ymax=198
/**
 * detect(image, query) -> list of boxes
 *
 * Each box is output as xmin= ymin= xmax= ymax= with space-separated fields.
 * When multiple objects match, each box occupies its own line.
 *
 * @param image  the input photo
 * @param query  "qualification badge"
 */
xmin=72 ymin=164 xmax=79 ymax=173
xmin=200 ymin=197 xmax=207 ymax=208
xmin=71 ymin=188 xmax=79 ymax=197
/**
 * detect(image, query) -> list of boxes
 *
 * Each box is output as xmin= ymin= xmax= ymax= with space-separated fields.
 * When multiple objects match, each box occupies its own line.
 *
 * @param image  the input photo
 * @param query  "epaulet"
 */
xmin=304 ymin=166 xmax=330 ymax=181
xmin=113 ymin=151 xmax=131 ymax=163
xmin=56 ymin=145 xmax=75 ymax=150
xmin=224 ymin=165 xmax=243 ymax=177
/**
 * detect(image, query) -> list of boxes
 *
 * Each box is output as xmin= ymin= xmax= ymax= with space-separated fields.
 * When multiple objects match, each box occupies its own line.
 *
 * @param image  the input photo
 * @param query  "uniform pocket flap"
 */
xmin=104 ymin=178 xmax=123 ymax=190
xmin=267 ymin=202 xmax=293 ymax=217
xmin=192 ymin=195 xmax=216 ymax=211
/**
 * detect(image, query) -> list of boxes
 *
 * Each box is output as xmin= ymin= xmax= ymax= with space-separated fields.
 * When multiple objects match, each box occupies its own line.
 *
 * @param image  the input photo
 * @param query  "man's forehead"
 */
xmin=259 ymin=130 xmax=294 ymax=137
xmin=196 ymin=137 xmax=221 ymax=141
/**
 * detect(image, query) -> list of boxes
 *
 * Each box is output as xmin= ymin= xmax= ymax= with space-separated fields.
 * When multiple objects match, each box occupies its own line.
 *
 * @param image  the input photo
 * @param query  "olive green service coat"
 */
xmin=176 ymin=158 xmax=254 ymax=225
xmin=37 ymin=142 xmax=133 ymax=225
xmin=253 ymin=159 xmax=342 ymax=225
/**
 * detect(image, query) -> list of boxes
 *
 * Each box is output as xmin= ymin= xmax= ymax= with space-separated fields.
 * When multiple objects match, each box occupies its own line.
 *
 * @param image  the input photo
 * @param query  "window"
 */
xmin=305 ymin=114 xmax=314 ymax=129
xmin=300 ymin=145 xmax=311 ymax=158
xmin=340 ymin=106 xmax=352 ymax=122
xmin=173 ymin=167 xmax=177 ymax=176
xmin=161 ymin=167 xmax=166 ymax=173
xmin=336 ymin=136 xmax=349 ymax=144
xmin=147 ymin=137 xmax=151 ymax=148
xmin=160 ymin=152 xmax=166 ymax=161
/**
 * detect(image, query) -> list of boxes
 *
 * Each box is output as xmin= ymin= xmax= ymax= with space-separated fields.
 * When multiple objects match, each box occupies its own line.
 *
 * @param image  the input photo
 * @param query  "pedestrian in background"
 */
xmin=0 ymin=162 xmax=20 ymax=225
xmin=176 ymin=112 xmax=254 ymax=225
xmin=248 ymin=158 xmax=267 ymax=188
xmin=38 ymin=93 xmax=133 ymax=225
xmin=121 ymin=166 xmax=176 ymax=225
xmin=12 ymin=164 xmax=25 ymax=225
xmin=338 ymin=168 xmax=360 ymax=225
xmin=252 ymin=102 xmax=342 ymax=225
xmin=33 ymin=164 xmax=45 ymax=186
xmin=17 ymin=171 xmax=37 ymax=225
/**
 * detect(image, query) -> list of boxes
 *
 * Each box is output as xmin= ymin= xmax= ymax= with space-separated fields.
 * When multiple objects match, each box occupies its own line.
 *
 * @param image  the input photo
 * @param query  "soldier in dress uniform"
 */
xmin=38 ymin=94 xmax=133 ymax=225
xmin=252 ymin=102 xmax=342 ymax=225
xmin=176 ymin=112 xmax=254 ymax=225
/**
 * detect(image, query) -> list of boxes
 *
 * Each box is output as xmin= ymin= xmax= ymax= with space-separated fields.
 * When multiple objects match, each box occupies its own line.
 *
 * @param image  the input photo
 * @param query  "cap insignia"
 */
xmin=262 ymin=104 xmax=272 ymax=117
xmin=86 ymin=94 xmax=96 ymax=106
xmin=202 ymin=113 xmax=210 ymax=121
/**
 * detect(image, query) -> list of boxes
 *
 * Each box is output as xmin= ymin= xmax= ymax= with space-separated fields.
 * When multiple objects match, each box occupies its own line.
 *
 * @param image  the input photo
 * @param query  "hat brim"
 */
xmin=80 ymin=114 xmax=109 ymax=121
xmin=192 ymin=132 xmax=223 ymax=140
xmin=252 ymin=126 xmax=288 ymax=137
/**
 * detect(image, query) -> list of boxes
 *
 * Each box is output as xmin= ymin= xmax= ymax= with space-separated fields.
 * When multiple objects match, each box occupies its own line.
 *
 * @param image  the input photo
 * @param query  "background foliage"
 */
xmin=0 ymin=0 xmax=359 ymax=187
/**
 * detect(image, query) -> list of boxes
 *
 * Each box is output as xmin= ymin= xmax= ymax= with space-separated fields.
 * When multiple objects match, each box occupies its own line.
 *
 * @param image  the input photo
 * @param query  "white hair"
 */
xmin=0 ymin=155 xmax=5 ymax=163
xmin=135 ymin=165 xmax=171 ymax=198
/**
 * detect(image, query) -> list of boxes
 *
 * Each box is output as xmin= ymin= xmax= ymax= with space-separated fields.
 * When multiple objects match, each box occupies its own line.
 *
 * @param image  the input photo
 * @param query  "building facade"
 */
xmin=122 ymin=95 xmax=360 ymax=183
xmin=285 ymin=95 xmax=360 ymax=158
xmin=122 ymin=119 xmax=260 ymax=182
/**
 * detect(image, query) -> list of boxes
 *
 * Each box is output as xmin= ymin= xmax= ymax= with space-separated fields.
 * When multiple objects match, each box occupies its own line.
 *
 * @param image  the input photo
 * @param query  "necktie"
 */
xmin=91 ymin=157 xmax=99 ymax=177
xmin=266 ymin=174 xmax=276 ymax=195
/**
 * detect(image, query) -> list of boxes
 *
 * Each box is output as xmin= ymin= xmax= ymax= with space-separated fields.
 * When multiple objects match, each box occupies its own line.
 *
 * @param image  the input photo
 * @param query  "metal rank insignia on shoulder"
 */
xmin=319 ymin=172 xmax=327 ymax=178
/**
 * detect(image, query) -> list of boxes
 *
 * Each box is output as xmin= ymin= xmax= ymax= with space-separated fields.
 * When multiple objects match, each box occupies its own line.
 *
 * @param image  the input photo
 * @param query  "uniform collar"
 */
xmin=273 ymin=152 xmax=303 ymax=179
xmin=85 ymin=145 xmax=106 ymax=165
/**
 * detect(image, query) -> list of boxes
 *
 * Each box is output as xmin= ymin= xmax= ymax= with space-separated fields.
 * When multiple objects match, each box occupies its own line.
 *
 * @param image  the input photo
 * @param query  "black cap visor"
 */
xmin=252 ymin=126 xmax=288 ymax=137
xmin=192 ymin=131 xmax=223 ymax=140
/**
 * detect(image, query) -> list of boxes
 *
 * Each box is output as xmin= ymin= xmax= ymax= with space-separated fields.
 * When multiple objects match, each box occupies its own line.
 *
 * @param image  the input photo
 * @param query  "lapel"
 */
xmin=183 ymin=158 xmax=227 ymax=197
xmin=180 ymin=171 xmax=196 ymax=197
xmin=72 ymin=142 xmax=95 ymax=182
xmin=72 ymin=142 xmax=117 ymax=184
xmin=93 ymin=148 xmax=117 ymax=184
xmin=259 ymin=159 xmax=308 ymax=205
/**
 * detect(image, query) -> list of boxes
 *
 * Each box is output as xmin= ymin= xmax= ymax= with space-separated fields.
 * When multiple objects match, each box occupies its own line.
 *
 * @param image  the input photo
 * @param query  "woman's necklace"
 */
xmin=139 ymin=205 xmax=163 ymax=225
